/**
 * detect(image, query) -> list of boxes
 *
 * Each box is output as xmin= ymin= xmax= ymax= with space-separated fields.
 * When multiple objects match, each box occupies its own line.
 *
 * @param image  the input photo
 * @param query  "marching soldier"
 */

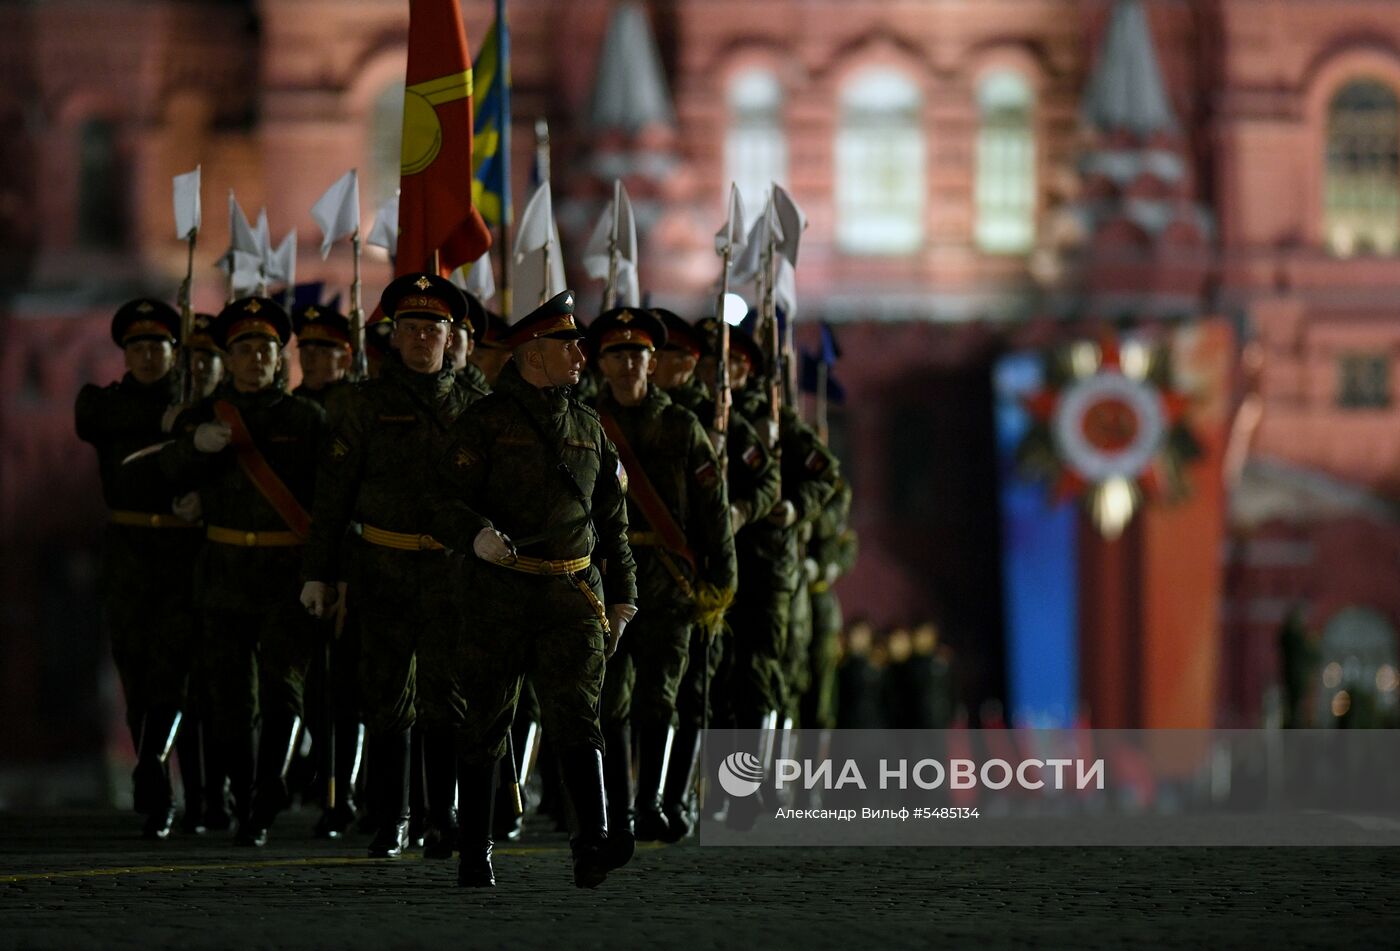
xmin=160 ymin=297 xmax=326 ymax=847
xmin=364 ymin=310 xmax=395 ymax=379
xmin=653 ymin=311 xmax=781 ymax=838
xmin=429 ymin=290 xmax=638 ymax=889
xmin=75 ymin=299 xmax=202 ymax=839
xmin=587 ymin=308 xmax=737 ymax=847
xmin=724 ymin=322 xmax=841 ymax=827
xmin=187 ymin=312 xmax=226 ymax=400
xmin=802 ymin=479 xmax=856 ymax=734
xmin=468 ymin=309 xmax=513 ymax=387
xmin=300 ymin=274 xmax=481 ymax=859
xmin=291 ymin=304 xmax=354 ymax=408
xmin=449 ymin=292 xmax=492 ymax=400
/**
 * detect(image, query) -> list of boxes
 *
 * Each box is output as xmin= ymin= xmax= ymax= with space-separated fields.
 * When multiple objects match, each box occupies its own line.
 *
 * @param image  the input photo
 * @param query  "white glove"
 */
xmin=160 ymin=404 xmax=182 ymax=434
xmin=193 ymin=421 xmax=232 ymax=453
xmin=708 ymin=429 xmax=726 ymax=457
xmin=761 ymin=418 xmax=779 ymax=449
xmin=767 ymin=499 xmax=797 ymax=528
xmin=803 ymin=557 xmax=820 ymax=584
xmin=729 ymin=503 xmax=748 ymax=534
xmin=605 ymin=603 xmax=638 ymax=659
xmin=172 ymin=492 xmax=202 ymax=523
xmin=300 ymin=581 xmax=335 ymax=619
xmin=473 ymin=527 xmax=514 ymax=562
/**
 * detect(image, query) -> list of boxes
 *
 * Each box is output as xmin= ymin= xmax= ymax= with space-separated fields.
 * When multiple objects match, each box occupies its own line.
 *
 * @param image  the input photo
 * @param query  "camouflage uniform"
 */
xmin=76 ymin=366 xmax=201 ymax=832
xmin=727 ymin=389 xmax=841 ymax=725
xmin=802 ymin=479 xmax=856 ymax=730
xmin=432 ymin=358 xmax=636 ymax=765
xmin=593 ymin=381 xmax=736 ymax=838
xmin=161 ymin=380 xmax=325 ymax=833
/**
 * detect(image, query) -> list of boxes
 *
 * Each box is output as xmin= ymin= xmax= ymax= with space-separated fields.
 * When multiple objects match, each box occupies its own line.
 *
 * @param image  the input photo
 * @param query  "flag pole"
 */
xmin=604 ymin=179 xmax=621 ymax=310
xmin=349 ymin=228 xmax=367 ymax=380
xmin=177 ymin=225 xmax=198 ymax=405
xmin=816 ymin=360 xmax=829 ymax=445
xmin=760 ymin=203 xmax=781 ymax=435
xmin=497 ymin=0 xmax=512 ymax=319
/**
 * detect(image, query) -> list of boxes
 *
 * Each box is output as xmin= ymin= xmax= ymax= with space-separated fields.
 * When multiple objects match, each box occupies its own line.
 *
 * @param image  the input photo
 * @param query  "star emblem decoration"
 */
xmin=414 ymin=276 xmax=432 ymax=291
xmin=136 ymin=302 xmax=154 ymax=314
xmin=618 ymin=311 xmax=634 ymax=324
xmin=305 ymin=306 xmax=320 ymax=320
xmin=245 ymin=299 xmax=262 ymax=313
xmin=564 ymin=294 xmax=573 ymax=308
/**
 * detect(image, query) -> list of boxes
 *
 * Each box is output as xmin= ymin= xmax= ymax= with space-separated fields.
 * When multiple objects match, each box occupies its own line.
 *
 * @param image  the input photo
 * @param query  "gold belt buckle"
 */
xmin=538 ymin=559 xmax=555 ymax=575
xmin=244 ymin=531 xmax=258 ymax=546
xmin=418 ymin=534 xmax=433 ymax=550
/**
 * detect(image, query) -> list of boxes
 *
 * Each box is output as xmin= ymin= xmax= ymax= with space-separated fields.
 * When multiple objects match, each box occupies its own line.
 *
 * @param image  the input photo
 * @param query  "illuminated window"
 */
xmin=976 ymin=72 xmax=1036 ymax=254
xmin=369 ymin=82 xmax=405 ymax=206
xmin=836 ymin=68 xmax=925 ymax=255
xmin=1325 ymin=80 xmax=1400 ymax=257
xmin=1336 ymin=353 xmax=1390 ymax=408
xmin=77 ymin=119 xmax=127 ymax=249
xmin=725 ymin=69 xmax=787 ymax=214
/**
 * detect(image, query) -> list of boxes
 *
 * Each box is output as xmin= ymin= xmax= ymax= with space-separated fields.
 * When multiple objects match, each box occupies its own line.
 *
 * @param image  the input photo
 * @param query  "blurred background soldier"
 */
xmin=363 ymin=310 xmax=395 ymax=379
xmin=725 ymin=321 xmax=840 ymax=828
xmin=160 ymin=297 xmax=325 ymax=847
xmin=187 ymin=312 xmax=226 ymax=401
xmin=468 ymin=309 xmax=514 ymax=388
xmin=801 ymin=479 xmax=856 ymax=735
xmin=655 ymin=311 xmax=780 ymax=839
xmin=291 ymin=304 xmax=354 ymax=408
xmin=450 ymin=292 xmax=492 ymax=402
xmin=588 ymin=308 xmax=736 ymax=847
xmin=75 ymin=299 xmax=203 ymax=839
xmin=301 ymin=274 xmax=480 ymax=859
xmin=430 ymin=290 xmax=637 ymax=890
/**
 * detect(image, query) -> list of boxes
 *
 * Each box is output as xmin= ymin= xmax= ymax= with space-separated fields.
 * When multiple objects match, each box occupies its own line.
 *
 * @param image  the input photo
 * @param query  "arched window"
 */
xmin=725 ymin=69 xmax=787 ymax=214
xmin=976 ymin=72 xmax=1036 ymax=254
xmin=1325 ymin=79 xmax=1400 ymax=257
xmin=369 ymin=82 xmax=405 ymax=206
xmin=836 ymin=68 xmax=924 ymax=255
xmin=77 ymin=119 xmax=127 ymax=249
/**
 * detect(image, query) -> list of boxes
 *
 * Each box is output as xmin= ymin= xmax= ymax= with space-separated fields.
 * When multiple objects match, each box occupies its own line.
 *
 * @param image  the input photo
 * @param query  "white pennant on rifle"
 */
xmin=714 ymin=182 xmax=747 ymax=258
xmin=310 ymin=169 xmax=360 ymax=260
xmin=172 ymin=167 xmax=201 ymax=240
xmin=366 ymin=192 xmax=400 ymax=262
xmin=267 ymin=229 xmax=297 ymax=289
xmin=510 ymin=183 xmax=567 ymax=323
xmin=221 ymin=192 xmax=264 ymax=294
xmin=582 ymin=181 xmax=640 ymax=308
xmin=450 ymin=251 xmax=496 ymax=303
xmin=730 ymin=195 xmax=782 ymax=285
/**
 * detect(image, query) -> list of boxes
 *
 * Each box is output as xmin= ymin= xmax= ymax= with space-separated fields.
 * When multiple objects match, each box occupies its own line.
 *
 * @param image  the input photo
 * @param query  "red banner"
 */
xmin=397 ymin=0 xmax=493 ymax=277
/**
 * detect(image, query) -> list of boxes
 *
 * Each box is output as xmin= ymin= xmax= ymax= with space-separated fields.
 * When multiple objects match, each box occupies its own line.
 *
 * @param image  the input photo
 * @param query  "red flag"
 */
xmin=397 ymin=0 xmax=493 ymax=277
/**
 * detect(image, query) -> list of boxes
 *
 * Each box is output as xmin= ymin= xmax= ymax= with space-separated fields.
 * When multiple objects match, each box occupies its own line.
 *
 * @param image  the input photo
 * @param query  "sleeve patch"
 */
xmin=804 ymin=449 xmax=829 ymax=474
xmin=695 ymin=459 xmax=720 ymax=489
xmin=452 ymin=445 xmax=480 ymax=469
xmin=742 ymin=444 xmax=763 ymax=470
xmin=617 ymin=459 xmax=630 ymax=494
xmin=330 ymin=438 xmax=350 ymax=460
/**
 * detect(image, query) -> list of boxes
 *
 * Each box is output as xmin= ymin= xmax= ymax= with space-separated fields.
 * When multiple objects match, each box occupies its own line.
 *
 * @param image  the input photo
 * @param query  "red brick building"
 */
xmin=3 ymin=1 xmax=1399 ymax=774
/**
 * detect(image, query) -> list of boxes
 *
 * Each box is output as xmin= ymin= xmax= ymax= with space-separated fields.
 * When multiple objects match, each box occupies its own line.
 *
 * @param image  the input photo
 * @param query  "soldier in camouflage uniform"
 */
xmin=586 ymin=308 xmax=737 ymax=847
xmin=301 ymin=274 xmax=483 ymax=859
xmin=76 ymin=299 xmax=202 ymax=839
xmin=429 ymin=290 xmax=638 ymax=889
xmin=161 ymin=297 xmax=325 ymax=846
xmin=291 ymin=304 xmax=353 ymax=409
xmin=449 ymin=291 xmax=492 ymax=401
xmin=187 ymin=312 xmax=225 ymax=400
xmin=468 ymin=309 xmax=514 ymax=388
xmin=802 ymin=479 xmax=855 ymax=733
xmin=653 ymin=311 xmax=781 ymax=839
xmin=725 ymin=324 xmax=841 ymax=826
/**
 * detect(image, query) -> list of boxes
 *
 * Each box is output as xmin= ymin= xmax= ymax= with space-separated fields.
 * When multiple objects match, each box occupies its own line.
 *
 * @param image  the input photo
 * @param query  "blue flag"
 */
xmin=471 ymin=0 xmax=511 ymax=228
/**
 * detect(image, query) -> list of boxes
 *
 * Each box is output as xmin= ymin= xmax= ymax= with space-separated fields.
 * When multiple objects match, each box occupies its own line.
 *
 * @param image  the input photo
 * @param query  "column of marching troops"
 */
xmin=76 ymin=273 xmax=856 ymax=888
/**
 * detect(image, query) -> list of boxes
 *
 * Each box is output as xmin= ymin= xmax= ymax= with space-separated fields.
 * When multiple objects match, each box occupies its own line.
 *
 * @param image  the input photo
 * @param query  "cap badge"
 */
xmin=305 ymin=306 xmax=320 ymax=319
xmin=618 ymin=311 xmax=634 ymax=324
xmin=136 ymin=302 xmax=154 ymax=314
xmin=414 ymin=276 xmax=432 ymax=290
xmin=245 ymin=299 xmax=262 ymax=314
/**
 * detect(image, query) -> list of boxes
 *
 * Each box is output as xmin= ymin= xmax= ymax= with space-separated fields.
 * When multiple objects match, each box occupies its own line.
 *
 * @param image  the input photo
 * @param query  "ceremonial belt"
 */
xmin=361 ymin=524 xmax=445 ymax=551
xmin=810 ymin=580 xmax=832 ymax=594
xmin=206 ymin=526 xmax=303 ymax=547
xmin=110 ymin=510 xmax=199 ymax=529
xmin=494 ymin=554 xmax=610 ymax=634
xmin=598 ymin=411 xmax=697 ymax=574
xmin=213 ymin=400 xmax=311 ymax=540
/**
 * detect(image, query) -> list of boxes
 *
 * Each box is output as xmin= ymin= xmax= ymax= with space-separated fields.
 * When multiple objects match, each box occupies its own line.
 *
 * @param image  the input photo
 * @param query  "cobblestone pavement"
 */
xmin=1 ymin=810 xmax=1396 ymax=949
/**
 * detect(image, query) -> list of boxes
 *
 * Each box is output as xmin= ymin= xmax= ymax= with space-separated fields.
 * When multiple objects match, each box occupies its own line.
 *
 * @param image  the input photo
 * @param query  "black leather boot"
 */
xmin=202 ymin=736 xmax=233 ymax=832
xmin=408 ymin=727 xmax=427 ymax=848
xmin=133 ymin=708 xmax=182 ymax=840
xmin=314 ymin=721 xmax=363 ymax=839
xmin=601 ymin=723 xmax=635 ymax=863
xmin=660 ymin=723 xmax=703 ymax=842
xmin=560 ymin=746 xmax=630 ymax=889
xmin=633 ymin=723 xmax=674 ymax=842
xmin=725 ymin=711 xmax=779 ymax=832
xmin=175 ymin=716 xmax=206 ymax=834
xmin=456 ymin=756 xmax=498 ymax=888
xmin=367 ymin=730 xmax=411 ymax=857
xmin=237 ymin=715 xmax=301 ymax=847
xmin=422 ymin=730 xmax=459 ymax=859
